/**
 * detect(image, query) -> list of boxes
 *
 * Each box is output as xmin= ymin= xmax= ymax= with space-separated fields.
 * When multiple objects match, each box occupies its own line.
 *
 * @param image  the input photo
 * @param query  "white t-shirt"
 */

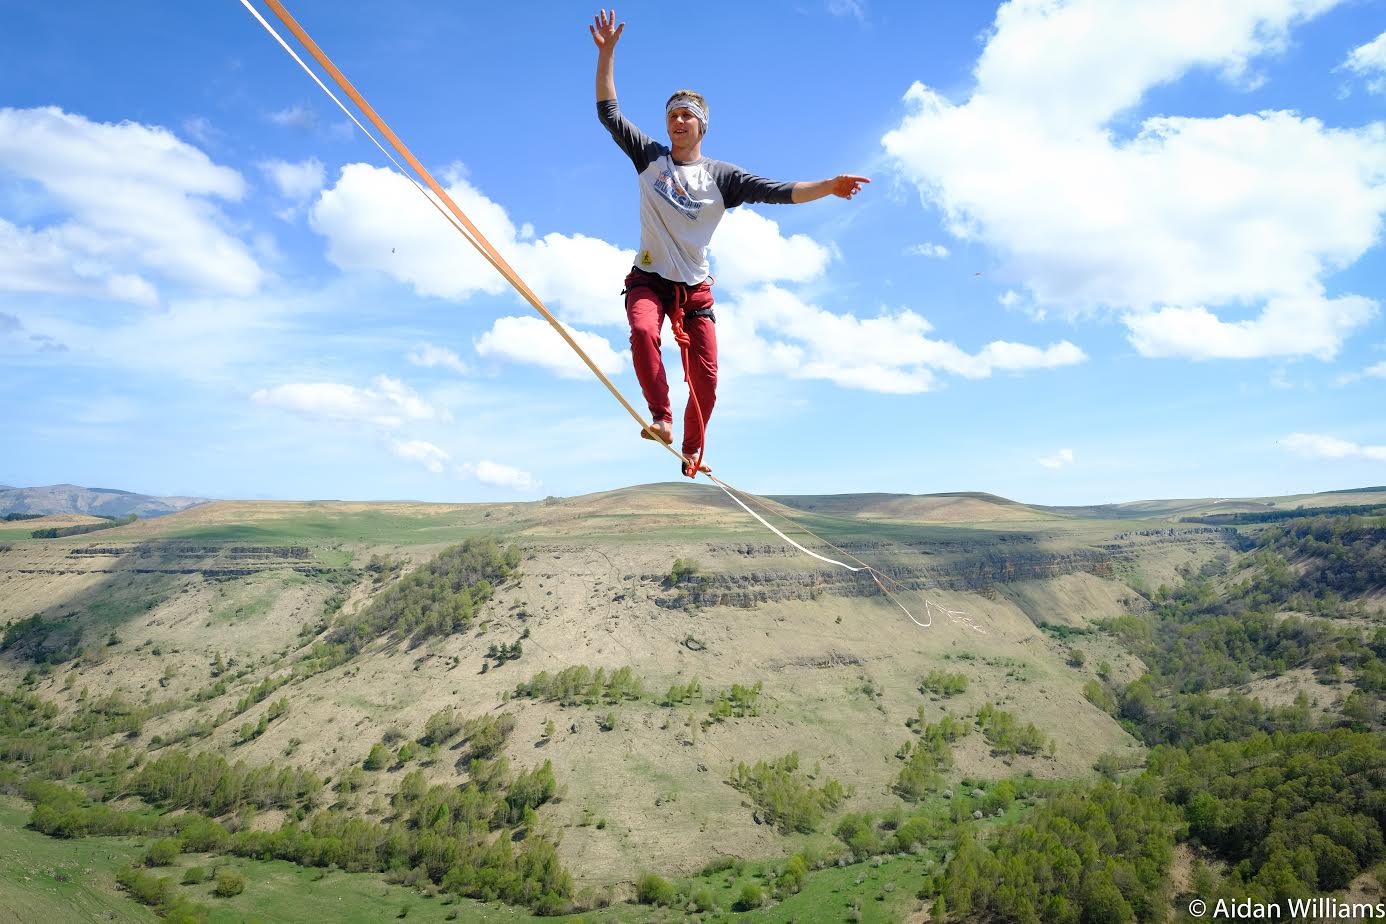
xmin=599 ymin=99 xmax=795 ymax=285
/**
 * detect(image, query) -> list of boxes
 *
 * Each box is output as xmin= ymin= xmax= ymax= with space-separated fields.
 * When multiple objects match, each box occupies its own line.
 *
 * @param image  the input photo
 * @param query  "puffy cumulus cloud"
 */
xmin=474 ymin=315 xmax=624 ymax=380
xmin=251 ymin=375 xmax=437 ymax=427
xmin=717 ymin=285 xmax=1085 ymax=394
xmin=1038 ymin=448 xmax=1075 ymax=469
xmin=392 ymin=439 xmax=450 ymax=473
xmin=259 ymin=157 xmax=326 ymax=202
xmin=881 ymin=0 xmax=1386 ymax=361
xmin=709 ymin=208 xmax=833 ymax=288
xmin=1343 ymin=30 xmax=1386 ymax=94
xmin=1124 ymin=292 xmax=1378 ymax=361
xmin=458 ymin=460 xmax=540 ymax=492
xmin=309 ymin=164 xmax=632 ymax=325
xmin=0 ymin=107 xmax=262 ymax=302
xmin=0 ymin=220 xmax=160 ymax=307
xmin=407 ymin=342 xmax=469 ymax=374
xmin=1282 ymin=432 xmax=1386 ymax=461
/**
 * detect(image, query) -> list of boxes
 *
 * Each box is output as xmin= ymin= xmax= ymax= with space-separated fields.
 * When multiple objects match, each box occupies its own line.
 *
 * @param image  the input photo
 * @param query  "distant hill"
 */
xmin=767 ymin=491 xmax=1045 ymax=523
xmin=1034 ymin=486 xmax=1386 ymax=520
xmin=0 ymin=484 xmax=209 ymax=519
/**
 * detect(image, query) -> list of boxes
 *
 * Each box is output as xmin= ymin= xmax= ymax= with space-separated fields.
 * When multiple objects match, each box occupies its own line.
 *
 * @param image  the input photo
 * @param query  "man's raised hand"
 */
xmin=590 ymin=9 xmax=624 ymax=51
xmin=831 ymin=175 xmax=871 ymax=200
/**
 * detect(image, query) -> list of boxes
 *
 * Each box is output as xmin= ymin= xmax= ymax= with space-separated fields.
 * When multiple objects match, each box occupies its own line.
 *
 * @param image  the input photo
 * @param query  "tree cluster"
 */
xmin=727 ymin=752 xmax=848 ymax=834
xmin=347 ymin=538 xmax=520 ymax=644
xmin=512 ymin=665 xmax=643 ymax=706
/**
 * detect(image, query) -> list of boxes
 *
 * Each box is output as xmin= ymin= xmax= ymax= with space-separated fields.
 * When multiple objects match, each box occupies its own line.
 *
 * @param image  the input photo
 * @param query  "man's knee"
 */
xmin=629 ymin=320 xmax=661 ymax=348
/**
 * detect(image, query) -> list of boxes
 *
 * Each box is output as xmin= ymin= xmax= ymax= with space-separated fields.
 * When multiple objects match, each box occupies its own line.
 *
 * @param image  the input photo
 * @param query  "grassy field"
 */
xmin=209 ymin=572 xmax=308 ymax=623
xmin=0 ymin=792 xmax=942 ymax=923
xmin=0 ymin=798 xmax=159 ymax=923
xmin=150 ymin=508 xmax=501 ymax=547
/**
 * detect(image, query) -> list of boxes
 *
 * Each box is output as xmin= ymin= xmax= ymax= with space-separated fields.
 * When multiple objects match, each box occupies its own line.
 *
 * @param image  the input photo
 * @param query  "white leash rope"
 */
xmin=707 ymin=475 xmax=861 ymax=572
xmin=710 ymin=475 xmax=947 ymax=628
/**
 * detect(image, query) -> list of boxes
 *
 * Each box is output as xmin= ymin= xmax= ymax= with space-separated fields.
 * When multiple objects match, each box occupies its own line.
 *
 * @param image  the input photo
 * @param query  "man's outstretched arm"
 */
xmin=591 ymin=9 xmax=623 ymax=101
xmin=791 ymin=175 xmax=871 ymax=203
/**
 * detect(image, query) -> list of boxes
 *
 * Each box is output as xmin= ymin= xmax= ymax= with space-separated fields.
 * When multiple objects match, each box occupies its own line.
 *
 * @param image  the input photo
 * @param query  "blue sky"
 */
xmin=3 ymin=0 xmax=1385 ymax=506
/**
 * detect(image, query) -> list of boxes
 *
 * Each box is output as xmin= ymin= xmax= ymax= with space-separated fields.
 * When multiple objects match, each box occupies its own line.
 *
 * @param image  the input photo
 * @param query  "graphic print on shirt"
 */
xmin=653 ymin=162 xmax=703 ymax=221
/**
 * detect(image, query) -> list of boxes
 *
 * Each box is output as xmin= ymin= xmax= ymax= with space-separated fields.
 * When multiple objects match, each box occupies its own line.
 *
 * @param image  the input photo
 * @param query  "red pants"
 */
xmin=623 ymin=268 xmax=717 ymax=457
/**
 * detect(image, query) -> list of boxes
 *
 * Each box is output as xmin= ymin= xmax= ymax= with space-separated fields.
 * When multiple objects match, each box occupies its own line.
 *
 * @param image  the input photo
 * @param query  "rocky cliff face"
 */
xmin=649 ymin=527 xmax=1238 ymax=609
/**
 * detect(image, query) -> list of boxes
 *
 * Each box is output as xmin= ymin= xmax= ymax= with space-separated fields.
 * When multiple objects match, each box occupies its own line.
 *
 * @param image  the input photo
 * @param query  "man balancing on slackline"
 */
xmin=590 ymin=9 xmax=869 ymax=478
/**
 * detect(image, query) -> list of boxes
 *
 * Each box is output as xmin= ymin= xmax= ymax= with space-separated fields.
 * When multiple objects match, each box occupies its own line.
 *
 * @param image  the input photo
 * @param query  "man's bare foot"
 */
xmin=640 ymin=419 xmax=673 ymax=444
xmin=681 ymin=455 xmax=711 ymax=477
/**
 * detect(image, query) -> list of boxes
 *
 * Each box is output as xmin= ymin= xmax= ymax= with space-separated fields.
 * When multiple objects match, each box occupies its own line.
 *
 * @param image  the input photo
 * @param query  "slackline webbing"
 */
xmin=239 ymin=0 xmax=975 ymax=631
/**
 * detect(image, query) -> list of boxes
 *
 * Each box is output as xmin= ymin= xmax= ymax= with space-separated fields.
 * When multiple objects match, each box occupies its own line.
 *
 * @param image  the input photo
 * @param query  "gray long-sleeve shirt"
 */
xmin=598 ymin=99 xmax=795 ymax=285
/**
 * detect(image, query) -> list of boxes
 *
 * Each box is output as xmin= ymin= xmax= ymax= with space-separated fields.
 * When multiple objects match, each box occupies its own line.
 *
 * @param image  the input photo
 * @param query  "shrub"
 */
xmin=689 ymin=887 xmax=717 ymax=912
xmin=213 ymin=868 xmax=246 ymax=897
xmin=117 ymin=867 xmax=171 ymax=906
xmin=637 ymin=872 xmax=676 ymax=906
xmin=364 ymin=743 xmax=391 ymax=771
xmin=734 ymin=882 xmax=764 ymax=911
xmin=421 ymin=706 xmax=463 ymax=745
xmin=920 ymin=670 xmax=968 ymax=696
xmin=144 ymin=837 xmax=182 ymax=867
xmin=670 ymin=558 xmax=700 ymax=583
xmin=779 ymin=854 xmax=809 ymax=893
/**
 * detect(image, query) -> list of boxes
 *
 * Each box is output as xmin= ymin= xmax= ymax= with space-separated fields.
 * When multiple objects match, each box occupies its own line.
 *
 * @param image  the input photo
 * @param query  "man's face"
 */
xmin=666 ymin=106 xmax=703 ymax=145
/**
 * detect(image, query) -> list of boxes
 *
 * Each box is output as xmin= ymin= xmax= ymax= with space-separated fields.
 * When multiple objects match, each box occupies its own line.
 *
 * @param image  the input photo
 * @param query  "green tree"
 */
xmin=364 ymin=743 xmax=391 ymax=771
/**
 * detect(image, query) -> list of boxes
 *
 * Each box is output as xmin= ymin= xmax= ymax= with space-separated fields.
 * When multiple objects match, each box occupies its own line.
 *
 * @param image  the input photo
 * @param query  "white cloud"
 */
xmin=709 ymin=208 xmax=834 ymax=288
xmin=827 ymin=0 xmax=866 ymax=21
xmin=407 ymin=342 xmax=469 ymax=374
xmin=907 ymin=242 xmax=951 ymax=259
xmin=0 ymin=309 xmax=68 ymax=353
xmin=1333 ymin=360 xmax=1386 ymax=386
xmin=260 ymin=157 xmax=326 ymax=202
xmin=309 ymin=163 xmax=632 ymax=325
xmin=0 ymin=107 xmax=262 ymax=302
xmin=458 ymin=460 xmax=540 ymax=492
xmin=251 ymin=375 xmax=437 ymax=427
xmin=1124 ymin=292 xmax=1377 ymax=361
xmin=269 ymin=104 xmax=318 ymax=128
xmin=881 ymin=0 xmax=1385 ymax=361
xmin=717 ymin=285 xmax=1085 ymax=394
xmin=1282 ymin=432 xmax=1386 ymax=461
xmin=1343 ymin=30 xmax=1386 ymax=94
xmin=392 ymin=439 xmax=450 ymax=473
xmin=474 ymin=315 xmax=624 ymax=380
xmin=182 ymin=116 xmax=220 ymax=147
xmin=1037 ymin=448 xmax=1075 ymax=469
xmin=18 ymin=288 xmax=313 ymax=383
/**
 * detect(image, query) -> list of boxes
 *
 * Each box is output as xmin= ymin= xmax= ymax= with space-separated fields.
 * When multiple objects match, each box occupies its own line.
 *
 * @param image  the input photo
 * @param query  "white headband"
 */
xmin=665 ymin=96 xmax=708 ymax=129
